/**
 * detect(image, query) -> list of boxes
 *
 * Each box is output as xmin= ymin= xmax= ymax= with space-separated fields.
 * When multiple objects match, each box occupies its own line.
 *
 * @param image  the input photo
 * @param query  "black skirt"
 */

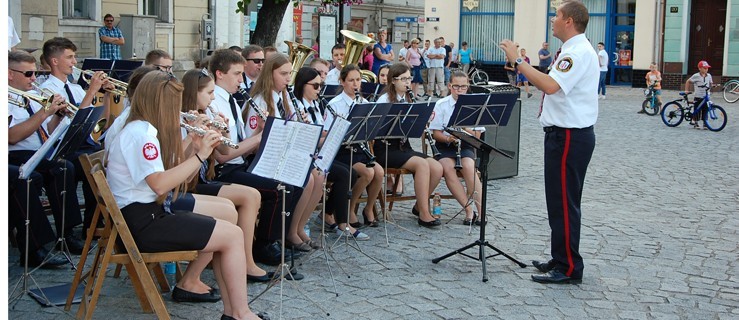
xmin=120 ymin=202 xmax=216 ymax=253
xmin=374 ymin=139 xmax=428 ymax=168
xmin=435 ymin=142 xmax=476 ymax=160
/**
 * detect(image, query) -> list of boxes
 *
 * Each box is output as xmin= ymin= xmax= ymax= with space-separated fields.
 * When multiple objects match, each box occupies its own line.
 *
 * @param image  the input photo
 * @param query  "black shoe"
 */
xmin=531 ymin=270 xmax=582 ymax=284
xmin=222 ymin=313 xmax=270 ymax=320
xmin=253 ymin=242 xmax=292 ymax=266
xmin=462 ymin=212 xmax=477 ymax=226
xmin=63 ymin=237 xmax=85 ymax=255
xmin=531 ymin=259 xmax=554 ymax=273
xmin=247 ymin=271 xmax=275 ymax=283
xmin=171 ymin=286 xmax=221 ymax=303
xmin=19 ymin=248 xmax=67 ymax=269
xmin=418 ymin=218 xmax=441 ymax=228
xmin=362 ymin=210 xmax=379 ymax=228
xmin=411 ymin=205 xmax=420 ymax=217
xmin=283 ymin=269 xmax=305 ymax=281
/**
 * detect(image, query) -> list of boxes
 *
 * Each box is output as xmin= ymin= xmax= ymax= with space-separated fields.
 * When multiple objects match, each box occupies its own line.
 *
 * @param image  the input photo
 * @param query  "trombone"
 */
xmin=73 ymin=67 xmax=128 ymax=96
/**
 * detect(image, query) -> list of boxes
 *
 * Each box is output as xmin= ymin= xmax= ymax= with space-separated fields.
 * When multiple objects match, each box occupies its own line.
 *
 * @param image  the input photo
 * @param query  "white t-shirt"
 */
xmin=106 ymin=120 xmax=164 ymax=209
xmin=426 ymin=47 xmax=446 ymax=68
xmin=598 ymin=49 xmax=609 ymax=72
xmin=542 ymin=34 xmax=600 ymax=128
xmin=689 ymin=73 xmax=713 ymax=97
xmin=398 ymin=47 xmax=408 ymax=61
xmin=8 ymin=17 xmax=20 ymax=48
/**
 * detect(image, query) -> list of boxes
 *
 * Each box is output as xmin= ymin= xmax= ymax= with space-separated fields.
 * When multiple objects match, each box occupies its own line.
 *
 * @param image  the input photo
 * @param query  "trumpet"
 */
xmin=180 ymin=122 xmax=239 ymax=149
xmin=74 ymin=67 xmax=128 ymax=96
xmin=238 ymin=87 xmax=268 ymax=121
xmin=8 ymin=87 xmax=78 ymax=118
xmin=31 ymin=82 xmax=80 ymax=117
xmin=181 ymin=112 xmax=229 ymax=133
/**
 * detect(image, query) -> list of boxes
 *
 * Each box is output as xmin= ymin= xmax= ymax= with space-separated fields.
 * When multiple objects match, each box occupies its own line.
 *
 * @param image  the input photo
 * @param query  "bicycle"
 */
xmin=660 ymin=84 xmax=728 ymax=132
xmin=723 ymin=79 xmax=739 ymax=103
xmin=452 ymin=60 xmax=489 ymax=85
xmin=641 ymin=82 xmax=662 ymax=116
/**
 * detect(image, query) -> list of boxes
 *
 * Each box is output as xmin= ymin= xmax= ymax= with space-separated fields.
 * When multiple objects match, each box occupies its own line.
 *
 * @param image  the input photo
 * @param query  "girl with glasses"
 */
xmin=375 ymin=63 xmax=442 ymax=228
xmin=428 ymin=70 xmax=485 ymax=226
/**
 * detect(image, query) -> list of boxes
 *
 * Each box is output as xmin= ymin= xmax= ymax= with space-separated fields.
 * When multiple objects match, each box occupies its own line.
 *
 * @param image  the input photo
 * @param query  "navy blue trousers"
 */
xmin=544 ymin=126 xmax=595 ymax=278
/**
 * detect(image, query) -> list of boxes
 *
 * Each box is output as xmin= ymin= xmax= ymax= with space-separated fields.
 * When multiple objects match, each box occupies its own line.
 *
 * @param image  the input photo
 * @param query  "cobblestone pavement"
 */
xmin=8 ymin=87 xmax=738 ymax=319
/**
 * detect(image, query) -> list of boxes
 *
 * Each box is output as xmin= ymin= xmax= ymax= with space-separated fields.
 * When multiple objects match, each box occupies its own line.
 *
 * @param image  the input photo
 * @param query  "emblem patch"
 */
xmin=142 ymin=142 xmax=159 ymax=161
xmin=556 ymin=57 xmax=573 ymax=72
xmin=249 ymin=116 xmax=258 ymax=129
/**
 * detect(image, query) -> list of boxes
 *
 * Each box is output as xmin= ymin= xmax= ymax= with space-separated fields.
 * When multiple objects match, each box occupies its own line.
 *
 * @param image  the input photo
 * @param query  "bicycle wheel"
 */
xmin=723 ymin=80 xmax=739 ymax=103
xmin=642 ymin=99 xmax=660 ymax=116
xmin=661 ymin=101 xmax=684 ymax=127
xmin=471 ymin=70 xmax=489 ymax=85
xmin=703 ymin=105 xmax=727 ymax=132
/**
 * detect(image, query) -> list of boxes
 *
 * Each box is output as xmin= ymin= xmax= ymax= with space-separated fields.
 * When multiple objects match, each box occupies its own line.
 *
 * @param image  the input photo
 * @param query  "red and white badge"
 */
xmin=249 ymin=115 xmax=258 ymax=129
xmin=142 ymin=142 xmax=159 ymax=160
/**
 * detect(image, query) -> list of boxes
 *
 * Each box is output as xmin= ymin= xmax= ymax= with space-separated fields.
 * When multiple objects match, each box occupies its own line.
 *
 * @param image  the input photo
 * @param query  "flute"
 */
xmin=180 ymin=122 xmax=239 ymax=149
xmin=181 ymin=111 xmax=229 ymax=133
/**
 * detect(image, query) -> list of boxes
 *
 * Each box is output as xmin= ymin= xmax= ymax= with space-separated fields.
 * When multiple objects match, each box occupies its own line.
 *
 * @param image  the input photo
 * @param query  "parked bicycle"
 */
xmin=452 ymin=60 xmax=489 ymax=85
xmin=723 ymin=79 xmax=739 ymax=103
xmin=641 ymin=82 xmax=662 ymax=116
xmin=660 ymin=84 xmax=728 ymax=132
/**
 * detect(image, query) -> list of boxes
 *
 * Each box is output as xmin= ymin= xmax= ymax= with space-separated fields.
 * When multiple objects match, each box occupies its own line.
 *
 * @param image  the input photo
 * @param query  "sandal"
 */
xmin=304 ymin=239 xmax=322 ymax=249
xmin=287 ymin=240 xmax=312 ymax=252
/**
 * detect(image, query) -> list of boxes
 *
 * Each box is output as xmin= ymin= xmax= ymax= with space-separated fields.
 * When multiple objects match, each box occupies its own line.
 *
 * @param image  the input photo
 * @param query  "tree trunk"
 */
xmin=251 ymin=0 xmax=291 ymax=47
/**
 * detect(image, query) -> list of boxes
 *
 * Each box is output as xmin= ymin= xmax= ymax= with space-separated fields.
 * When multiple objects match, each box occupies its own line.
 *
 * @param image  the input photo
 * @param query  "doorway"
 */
xmin=688 ymin=0 xmax=727 ymax=75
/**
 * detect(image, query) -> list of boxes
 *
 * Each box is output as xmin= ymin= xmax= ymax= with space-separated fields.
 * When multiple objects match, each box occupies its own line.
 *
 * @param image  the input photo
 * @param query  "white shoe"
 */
xmin=336 ymin=229 xmax=370 ymax=240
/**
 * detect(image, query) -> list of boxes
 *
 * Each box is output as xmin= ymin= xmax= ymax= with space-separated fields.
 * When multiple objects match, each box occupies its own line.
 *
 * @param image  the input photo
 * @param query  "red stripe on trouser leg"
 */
xmin=560 ymin=129 xmax=575 ymax=277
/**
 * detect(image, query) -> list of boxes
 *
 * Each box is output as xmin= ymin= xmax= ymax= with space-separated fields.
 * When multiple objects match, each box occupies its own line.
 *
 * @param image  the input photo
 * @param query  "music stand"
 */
xmin=360 ymin=82 xmax=384 ymax=102
xmin=373 ymin=102 xmax=434 ymax=241
xmin=431 ymin=93 xmax=526 ymax=282
xmin=110 ymin=60 xmax=144 ymax=83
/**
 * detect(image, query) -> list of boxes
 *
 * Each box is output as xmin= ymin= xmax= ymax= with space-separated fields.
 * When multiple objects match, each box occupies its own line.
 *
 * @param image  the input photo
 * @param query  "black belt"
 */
xmin=543 ymin=125 xmax=593 ymax=133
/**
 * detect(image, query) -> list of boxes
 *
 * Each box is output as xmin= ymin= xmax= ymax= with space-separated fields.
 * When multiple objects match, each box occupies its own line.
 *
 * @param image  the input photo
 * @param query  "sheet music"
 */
xmin=249 ymin=120 xmax=322 ymax=187
xmin=19 ymin=121 xmax=69 ymax=180
xmin=315 ymin=117 xmax=350 ymax=171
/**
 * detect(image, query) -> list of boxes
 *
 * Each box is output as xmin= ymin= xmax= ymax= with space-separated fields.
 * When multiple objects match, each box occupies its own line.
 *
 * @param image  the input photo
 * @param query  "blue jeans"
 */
xmin=598 ymin=71 xmax=607 ymax=95
xmin=444 ymin=67 xmax=451 ymax=84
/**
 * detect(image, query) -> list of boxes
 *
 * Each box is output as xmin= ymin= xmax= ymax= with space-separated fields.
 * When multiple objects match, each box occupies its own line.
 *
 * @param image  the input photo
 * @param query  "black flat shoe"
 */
xmin=349 ymin=222 xmax=365 ymax=229
xmin=20 ymin=248 xmax=68 ymax=269
xmin=418 ymin=218 xmax=441 ymax=228
xmin=171 ymin=286 xmax=221 ymax=303
xmin=247 ymin=271 xmax=275 ymax=283
xmin=531 ymin=259 xmax=554 ymax=273
xmin=462 ymin=212 xmax=477 ymax=226
xmin=222 ymin=313 xmax=270 ymax=320
xmin=411 ymin=205 xmax=420 ymax=217
xmin=531 ymin=270 xmax=582 ymax=284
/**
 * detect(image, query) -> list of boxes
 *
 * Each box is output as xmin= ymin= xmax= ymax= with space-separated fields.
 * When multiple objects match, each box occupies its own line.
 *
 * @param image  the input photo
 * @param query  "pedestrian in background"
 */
xmin=597 ymin=42 xmax=608 ymax=99
xmin=99 ymin=14 xmax=125 ymax=60
xmin=538 ymin=42 xmax=552 ymax=73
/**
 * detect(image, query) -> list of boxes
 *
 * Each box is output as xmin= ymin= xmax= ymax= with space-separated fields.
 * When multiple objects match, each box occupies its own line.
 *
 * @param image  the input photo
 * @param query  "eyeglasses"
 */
xmin=246 ymin=58 xmax=265 ymax=64
xmin=199 ymin=68 xmax=211 ymax=79
xmin=154 ymin=64 xmax=173 ymax=72
xmin=104 ymin=19 xmax=114 ymax=23
xmin=451 ymin=84 xmax=469 ymax=90
xmin=393 ymin=77 xmax=412 ymax=82
xmin=10 ymin=69 xmax=37 ymax=78
xmin=306 ymin=82 xmax=321 ymax=90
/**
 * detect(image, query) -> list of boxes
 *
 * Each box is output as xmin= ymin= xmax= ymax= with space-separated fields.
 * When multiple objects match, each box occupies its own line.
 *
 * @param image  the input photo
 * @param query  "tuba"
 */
xmin=340 ymin=30 xmax=378 ymax=83
xmin=284 ymin=40 xmax=317 ymax=85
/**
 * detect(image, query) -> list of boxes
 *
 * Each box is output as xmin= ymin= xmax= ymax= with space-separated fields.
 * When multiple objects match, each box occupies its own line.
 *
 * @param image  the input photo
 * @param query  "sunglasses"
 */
xmin=10 ymin=69 xmax=36 ymax=78
xmin=306 ymin=82 xmax=321 ymax=90
xmin=246 ymin=58 xmax=265 ymax=64
xmin=104 ymin=20 xmax=114 ymax=23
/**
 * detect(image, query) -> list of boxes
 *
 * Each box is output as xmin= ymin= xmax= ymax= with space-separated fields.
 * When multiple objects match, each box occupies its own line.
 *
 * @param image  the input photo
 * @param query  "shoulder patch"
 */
xmin=556 ymin=57 xmax=574 ymax=73
xmin=249 ymin=116 xmax=258 ymax=129
xmin=142 ymin=142 xmax=159 ymax=161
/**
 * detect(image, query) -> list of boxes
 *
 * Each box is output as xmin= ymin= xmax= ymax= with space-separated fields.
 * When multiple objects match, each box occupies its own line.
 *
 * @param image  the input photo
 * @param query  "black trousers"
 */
xmin=215 ymin=163 xmax=302 ymax=245
xmin=72 ymin=144 xmax=103 ymax=230
xmin=9 ymin=151 xmax=83 ymax=234
xmin=325 ymin=161 xmax=351 ymax=224
xmin=8 ymin=165 xmax=56 ymax=254
xmin=543 ymin=126 xmax=595 ymax=279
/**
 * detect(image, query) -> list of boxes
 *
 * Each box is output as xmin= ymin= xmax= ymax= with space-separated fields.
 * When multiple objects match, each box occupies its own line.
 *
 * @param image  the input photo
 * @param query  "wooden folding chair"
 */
xmin=71 ymin=166 xmax=197 ymax=320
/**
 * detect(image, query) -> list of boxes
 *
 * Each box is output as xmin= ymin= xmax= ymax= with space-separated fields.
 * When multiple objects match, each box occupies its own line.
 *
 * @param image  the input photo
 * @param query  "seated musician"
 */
xmin=375 ymin=63 xmax=442 ymax=228
xmin=103 ymin=65 xmax=158 ymax=151
xmin=207 ymin=49 xmax=301 ymax=270
xmin=324 ymin=44 xmax=345 ymax=86
xmin=429 ymin=70 xmax=485 ymax=225
xmin=8 ymin=50 xmax=86 ymax=254
xmin=325 ymin=64 xmax=385 ymax=239
xmin=105 ymin=71 xmax=266 ymax=319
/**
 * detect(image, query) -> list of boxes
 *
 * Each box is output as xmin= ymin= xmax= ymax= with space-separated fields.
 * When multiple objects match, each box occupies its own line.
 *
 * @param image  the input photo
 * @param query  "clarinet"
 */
xmin=238 ymin=87 xmax=268 ymax=121
xmin=406 ymin=86 xmax=441 ymax=157
xmin=454 ymin=137 xmax=463 ymax=170
xmin=287 ymin=87 xmax=309 ymax=123
xmin=181 ymin=111 xmax=229 ymax=133
xmin=352 ymin=89 xmax=376 ymax=167
xmin=181 ymin=122 xmax=239 ymax=149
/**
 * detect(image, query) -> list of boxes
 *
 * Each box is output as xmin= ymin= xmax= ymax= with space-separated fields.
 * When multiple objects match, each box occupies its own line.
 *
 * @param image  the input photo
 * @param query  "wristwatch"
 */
xmin=514 ymin=57 xmax=525 ymax=68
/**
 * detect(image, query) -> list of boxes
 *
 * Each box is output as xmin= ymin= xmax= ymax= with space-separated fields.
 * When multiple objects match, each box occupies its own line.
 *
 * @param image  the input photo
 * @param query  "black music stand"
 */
xmin=110 ymin=60 xmax=144 ymax=83
xmin=360 ymin=82 xmax=384 ymax=102
xmin=431 ymin=93 xmax=526 ymax=282
xmin=318 ymin=85 xmax=341 ymax=115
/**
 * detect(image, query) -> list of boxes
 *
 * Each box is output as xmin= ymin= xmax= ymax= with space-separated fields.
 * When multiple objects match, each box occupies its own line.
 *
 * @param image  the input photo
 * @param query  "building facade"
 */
xmin=424 ymin=0 xmax=738 ymax=89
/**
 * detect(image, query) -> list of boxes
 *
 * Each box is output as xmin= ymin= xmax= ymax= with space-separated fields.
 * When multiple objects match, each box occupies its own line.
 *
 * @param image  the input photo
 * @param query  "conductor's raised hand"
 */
xmin=499 ymin=40 xmax=519 ymax=64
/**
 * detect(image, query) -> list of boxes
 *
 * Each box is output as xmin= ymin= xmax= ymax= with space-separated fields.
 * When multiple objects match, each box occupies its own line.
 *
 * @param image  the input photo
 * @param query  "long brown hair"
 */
xmin=126 ymin=71 xmax=186 ymax=203
xmin=381 ymin=63 xmax=411 ymax=103
xmin=181 ymin=68 xmax=217 ymax=185
xmin=249 ymin=53 xmax=291 ymax=117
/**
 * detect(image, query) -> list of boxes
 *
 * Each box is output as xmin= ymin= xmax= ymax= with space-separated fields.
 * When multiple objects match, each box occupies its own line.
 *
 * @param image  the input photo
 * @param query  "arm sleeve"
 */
xmin=548 ymin=52 xmax=587 ymax=95
xmin=123 ymin=132 xmax=165 ymax=185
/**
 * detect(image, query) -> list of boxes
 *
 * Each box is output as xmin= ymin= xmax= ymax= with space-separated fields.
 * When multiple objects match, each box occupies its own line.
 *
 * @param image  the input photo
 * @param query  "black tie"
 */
xmin=276 ymin=98 xmax=286 ymax=119
xmin=307 ymin=103 xmax=318 ymax=123
xmin=64 ymin=83 xmax=77 ymax=106
xmin=229 ymin=95 xmax=244 ymax=141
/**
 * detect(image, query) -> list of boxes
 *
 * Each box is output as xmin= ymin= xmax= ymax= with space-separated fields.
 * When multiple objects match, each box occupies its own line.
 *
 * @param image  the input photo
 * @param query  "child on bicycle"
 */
xmin=639 ymin=62 xmax=663 ymax=114
xmin=684 ymin=60 xmax=713 ymax=129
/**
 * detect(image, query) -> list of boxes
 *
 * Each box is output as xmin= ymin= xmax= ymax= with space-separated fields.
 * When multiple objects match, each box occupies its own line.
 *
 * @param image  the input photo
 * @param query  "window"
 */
xmin=62 ymin=0 xmax=91 ymax=18
xmin=459 ymin=0 xmax=514 ymax=63
xmin=142 ymin=0 xmax=170 ymax=22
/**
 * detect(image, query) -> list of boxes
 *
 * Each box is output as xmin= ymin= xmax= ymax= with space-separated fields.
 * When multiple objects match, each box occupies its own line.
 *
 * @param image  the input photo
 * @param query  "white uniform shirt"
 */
xmin=298 ymin=97 xmax=324 ymax=126
xmin=106 ymin=120 xmax=164 ymax=209
xmin=103 ymin=106 xmax=131 ymax=153
xmin=211 ymin=85 xmax=245 ymax=165
xmin=324 ymin=91 xmax=367 ymax=130
xmin=375 ymin=92 xmax=408 ymax=104
xmin=541 ymin=33 xmax=599 ymax=128
xmin=688 ymin=73 xmax=713 ymax=97
xmin=244 ymin=90 xmax=290 ymax=138
xmin=40 ymin=75 xmax=90 ymax=108
xmin=239 ymin=75 xmax=256 ymax=92
xmin=598 ymin=49 xmax=609 ymax=72
xmin=429 ymin=95 xmax=456 ymax=138
xmin=325 ymin=68 xmax=341 ymax=86
xmin=8 ymin=92 xmax=53 ymax=151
